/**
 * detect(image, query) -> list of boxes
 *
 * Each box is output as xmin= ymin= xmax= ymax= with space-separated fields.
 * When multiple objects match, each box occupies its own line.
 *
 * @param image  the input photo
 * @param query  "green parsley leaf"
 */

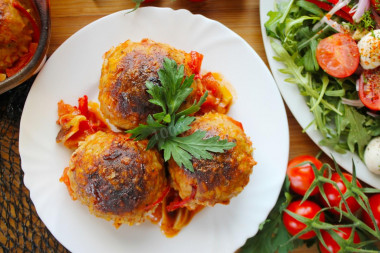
xmin=127 ymin=57 xmax=236 ymax=172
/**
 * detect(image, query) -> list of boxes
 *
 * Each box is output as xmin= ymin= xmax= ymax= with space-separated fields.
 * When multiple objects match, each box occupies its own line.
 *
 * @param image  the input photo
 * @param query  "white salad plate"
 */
xmin=260 ymin=0 xmax=380 ymax=189
xmin=19 ymin=7 xmax=289 ymax=253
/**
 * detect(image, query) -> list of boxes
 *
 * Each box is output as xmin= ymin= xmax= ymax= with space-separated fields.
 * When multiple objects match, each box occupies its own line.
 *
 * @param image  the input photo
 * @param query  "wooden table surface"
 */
xmin=48 ymin=0 xmax=332 ymax=252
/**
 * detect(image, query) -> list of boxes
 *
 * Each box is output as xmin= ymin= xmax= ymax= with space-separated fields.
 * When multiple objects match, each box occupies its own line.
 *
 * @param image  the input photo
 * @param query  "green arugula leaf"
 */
xmin=127 ymin=57 xmax=236 ymax=172
xmin=345 ymin=106 xmax=372 ymax=159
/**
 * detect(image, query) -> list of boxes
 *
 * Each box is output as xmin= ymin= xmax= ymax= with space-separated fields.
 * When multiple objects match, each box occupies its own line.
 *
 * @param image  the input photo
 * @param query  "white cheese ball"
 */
xmin=358 ymin=30 xmax=380 ymax=70
xmin=364 ymin=137 xmax=380 ymax=175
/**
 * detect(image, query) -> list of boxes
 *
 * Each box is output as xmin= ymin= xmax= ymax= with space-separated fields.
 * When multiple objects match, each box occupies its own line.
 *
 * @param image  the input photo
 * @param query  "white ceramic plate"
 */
xmin=260 ymin=0 xmax=380 ymax=189
xmin=19 ymin=7 xmax=289 ymax=253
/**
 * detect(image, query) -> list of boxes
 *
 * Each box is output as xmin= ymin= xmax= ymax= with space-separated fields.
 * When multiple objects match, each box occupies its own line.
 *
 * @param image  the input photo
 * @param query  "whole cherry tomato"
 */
xmin=321 ymin=172 xmax=362 ymax=214
xmin=287 ymin=155 xmax=323 ymax=196
xmin=319 ymin=227 xmax=360 ymax=253
xmin=283 ymin=200 xmax=325 ymax=240
xmin=316 ymin=33 xmax=360 ymax=78
xmin=362 ymin=193 xmax=380 ymax=230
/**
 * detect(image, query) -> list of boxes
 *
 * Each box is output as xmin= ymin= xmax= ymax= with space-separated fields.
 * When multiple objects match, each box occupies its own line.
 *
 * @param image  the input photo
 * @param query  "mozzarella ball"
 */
xmin=358 ymin=30 xmax=380 ymax=70
xmin=364 ymin=137 xmax=380 ymax=175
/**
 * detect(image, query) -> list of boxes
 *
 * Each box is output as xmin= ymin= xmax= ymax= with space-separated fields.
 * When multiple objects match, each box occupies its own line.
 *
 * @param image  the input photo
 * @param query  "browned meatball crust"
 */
xmin=168 ymin=113 xmax=256 ymax=209
xmin=99 ymin=38 xmax=201 ymax=130
xmin=65 ymin=131 xmax=167 ymax=226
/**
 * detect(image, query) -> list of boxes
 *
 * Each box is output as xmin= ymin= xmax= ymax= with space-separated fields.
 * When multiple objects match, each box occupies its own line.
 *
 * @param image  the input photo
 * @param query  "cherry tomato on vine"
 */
xmin=287 ymin=155 xmax=323 ymax=196
xmin=362 ymin=193 xmax=380 ymax=230
xmin=316 ymin=33 xmax=360 ymax=78
xmin=358 ymin=67 xmax=380 ymax=111
xmin=283 ymin=200 xmax=325 ymax=240
xmin=319 ymin=227 xmax=360 ymax=253
xmin=321 ymin=172 xmax=362 ymax=214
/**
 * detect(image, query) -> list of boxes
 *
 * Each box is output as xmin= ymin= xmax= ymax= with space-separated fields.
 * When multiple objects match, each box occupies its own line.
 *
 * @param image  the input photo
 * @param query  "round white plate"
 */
xmin=19 ymin=7 xmax=289 ymax=253
xmin=260 ymin=0 xmax=380 ymax=189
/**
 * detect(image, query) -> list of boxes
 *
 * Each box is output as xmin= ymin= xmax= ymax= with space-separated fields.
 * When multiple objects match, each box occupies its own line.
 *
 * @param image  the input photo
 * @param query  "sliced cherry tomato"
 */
xmin=283 ymin=200 xmax=325 ymax=240
xmin=287 ymin=155 xmax=323 ymax=196
xmin=371 ymin=0 xmax=380 ymax=14
xmin=321 ymin=172 xmax=362 ymax=214
xmin=358 ymin=67 xmax=380 ymax=111
xmin=316 ymin=33 xmax=360 ymax=78
xmin=362 ymin=193 xmax=380 ymax=230
xmin=319 ymin=227 xmax=360 ymax=253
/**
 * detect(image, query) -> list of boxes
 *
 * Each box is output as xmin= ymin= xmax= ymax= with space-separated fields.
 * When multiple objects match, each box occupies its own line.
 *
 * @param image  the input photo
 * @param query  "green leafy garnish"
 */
xmin=127 ymin=58 xmax=236 ymax=172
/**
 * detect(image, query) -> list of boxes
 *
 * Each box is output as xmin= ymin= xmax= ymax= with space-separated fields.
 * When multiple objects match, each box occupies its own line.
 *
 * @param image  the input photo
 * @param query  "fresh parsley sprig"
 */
xmin=127 ymin=58 xmax=236 ymax=172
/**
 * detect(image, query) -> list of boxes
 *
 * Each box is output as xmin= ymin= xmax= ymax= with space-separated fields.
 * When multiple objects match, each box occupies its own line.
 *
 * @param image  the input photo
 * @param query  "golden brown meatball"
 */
xmin=0 ymin=0 xmax=33 ymax=73
xmin=62 ymin=131 xmax=167 ymax=227
xmin=98 ymin=38 xmax=202 ymax=130
xmin=168 ymin=113 xmax=256 ymax=210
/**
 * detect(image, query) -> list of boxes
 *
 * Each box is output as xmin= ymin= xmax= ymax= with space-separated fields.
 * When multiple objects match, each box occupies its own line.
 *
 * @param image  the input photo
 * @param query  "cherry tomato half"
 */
xmin=371 ymin=0 xmax=380 ymax=14
xmin=358 ymin=67 xmax=380 ymax=111
xmin=283 ymin=200 xmax=325 ymax=240
xmin=362 ymin=193 xmax=380 ymax=230
xmin=316 ymin=33 xmax=359 ymax=78
xmin=319 ymin=227 xmax=360 ymax=253
xmin=287 ymin=155 xmax=323 ymax=196
xmin=321 ymin=172 xmax=362 ymax=214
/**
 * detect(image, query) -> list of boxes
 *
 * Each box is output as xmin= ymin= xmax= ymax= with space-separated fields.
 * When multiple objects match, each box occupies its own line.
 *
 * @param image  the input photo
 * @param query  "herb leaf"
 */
xmin=127 ymin=57 xmax=236 ymax=172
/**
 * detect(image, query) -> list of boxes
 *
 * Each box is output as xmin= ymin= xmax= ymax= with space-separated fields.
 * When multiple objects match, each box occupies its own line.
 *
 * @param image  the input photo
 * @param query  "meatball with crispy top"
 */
xmin=98 ymin=39 xmax=202 ymax=130
xmin=62 ymin=131 xmax=167 ymax=227
xmin=168 ymin=113 xmax=256 ymax=210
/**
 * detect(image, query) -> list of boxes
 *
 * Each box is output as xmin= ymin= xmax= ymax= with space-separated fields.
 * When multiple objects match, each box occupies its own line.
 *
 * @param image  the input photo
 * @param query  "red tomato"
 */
xmin=287 ymin=155 xmax=323 ymax=196
xmin=316 ymin=33 xmax=359 ymax=78
xmin=321 ymin=172 xmax=362 ymax=214
xmin=319 ymin=227 xmax=360 ymax=253
xmin=371 ymin=0 xmax=380 ymax=14
xmin=358 ymin=67 xmax=380 ymax=111
xmin=362 ymin=193 xmax=380 ymax=230
xmin=283 ymin=200 xmax=325 ymax=240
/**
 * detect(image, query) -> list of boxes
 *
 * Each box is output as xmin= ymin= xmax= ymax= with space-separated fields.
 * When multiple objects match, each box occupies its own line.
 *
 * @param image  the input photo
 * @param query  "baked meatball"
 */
xmin=62 ymin=131 xmax=167 ymax=227
xmin=0 ymin=0 xmax=33 ymax=74
xmin=168 ymin=113 xmax=256 ymax=210
xmin=98 ymin=38 xmax=202 ymax=130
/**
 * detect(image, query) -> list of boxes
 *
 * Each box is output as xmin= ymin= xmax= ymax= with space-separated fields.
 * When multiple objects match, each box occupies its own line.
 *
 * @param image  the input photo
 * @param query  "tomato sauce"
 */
xmin=148 ymin=188 xmax=204 ymax=237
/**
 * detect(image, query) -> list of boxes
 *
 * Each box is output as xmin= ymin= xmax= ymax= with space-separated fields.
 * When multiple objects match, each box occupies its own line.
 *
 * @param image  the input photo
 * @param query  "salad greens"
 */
xmin=264 ymin=0 xmax=380 ymax=160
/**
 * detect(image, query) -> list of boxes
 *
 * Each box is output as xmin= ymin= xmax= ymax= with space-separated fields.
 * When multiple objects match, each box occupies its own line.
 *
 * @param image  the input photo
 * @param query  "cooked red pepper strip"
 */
xmin=144 ymin=186 xmax=171 ymax=211
xmin=305 ymin=0 xmax=354 ymax=23
xmin=166 ymin=185 xmax=197 ymax=212
xmin=78 ymin=95 xmax=89 ymax=117
xmin=325 ymin=0 xmax=354 ymax=15
xmin=189 ymin=51 xmax=203 ymax=79
xmin=12 ymin=0 xmax=40 ymax=42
